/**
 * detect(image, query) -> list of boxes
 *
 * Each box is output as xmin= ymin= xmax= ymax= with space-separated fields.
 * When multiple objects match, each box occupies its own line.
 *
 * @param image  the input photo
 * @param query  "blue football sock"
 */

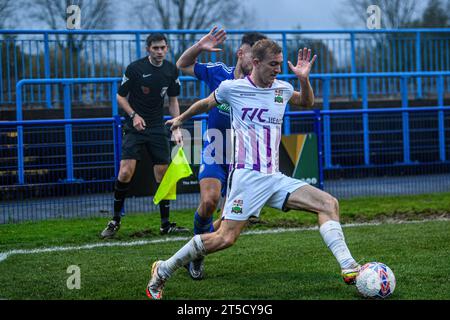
xmin=193 ymin=211 xmax=213 ymax=235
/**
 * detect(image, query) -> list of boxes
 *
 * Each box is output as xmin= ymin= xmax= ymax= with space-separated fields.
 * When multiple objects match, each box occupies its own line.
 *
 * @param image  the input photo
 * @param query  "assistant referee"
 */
xmin=101 ymin=33 xmax=188 ymax=238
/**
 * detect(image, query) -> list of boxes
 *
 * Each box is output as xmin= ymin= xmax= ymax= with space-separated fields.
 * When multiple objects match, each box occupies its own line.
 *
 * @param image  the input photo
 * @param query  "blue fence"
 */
xmin=1 ymin=71 xmax=449 ymax=223
xmin=1 ymin=29 xmax=450 ymax=109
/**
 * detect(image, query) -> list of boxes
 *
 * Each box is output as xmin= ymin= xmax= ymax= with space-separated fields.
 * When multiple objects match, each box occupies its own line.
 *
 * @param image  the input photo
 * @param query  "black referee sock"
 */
xmin=159 ymin=200 xmax=171 ymax=227
xmin=113 ymin=180 xmax=130 ymax=223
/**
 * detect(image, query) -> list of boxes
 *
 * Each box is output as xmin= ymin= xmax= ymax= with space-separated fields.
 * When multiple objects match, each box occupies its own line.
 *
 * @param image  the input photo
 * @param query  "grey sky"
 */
xmin=10 ymin=0 xmax=429 ymax=30
xmin=250 ymin=0 xmax=343 ymax=30
xmin=246 ymin=0 xmax=428 ymax=30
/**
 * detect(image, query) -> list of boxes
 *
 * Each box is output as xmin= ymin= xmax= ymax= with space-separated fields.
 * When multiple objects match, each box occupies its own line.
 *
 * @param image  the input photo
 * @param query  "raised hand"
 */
xmin=165 ymin=117 xmax=183 ymax=131
xmin=197 ymin=26 xmax=227 ymax=52
xmin=288 ymin=48 xmax=317 ymax=81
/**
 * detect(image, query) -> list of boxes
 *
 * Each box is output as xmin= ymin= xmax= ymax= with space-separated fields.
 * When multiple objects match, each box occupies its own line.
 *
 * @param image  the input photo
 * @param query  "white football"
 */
xmin=356 ymin=262 xmax=396 ymax=298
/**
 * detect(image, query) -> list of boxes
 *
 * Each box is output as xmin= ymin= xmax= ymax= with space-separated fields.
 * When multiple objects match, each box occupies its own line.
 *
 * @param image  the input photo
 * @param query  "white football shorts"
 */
xmin=222 ymin=168 xmax=308 ymax=221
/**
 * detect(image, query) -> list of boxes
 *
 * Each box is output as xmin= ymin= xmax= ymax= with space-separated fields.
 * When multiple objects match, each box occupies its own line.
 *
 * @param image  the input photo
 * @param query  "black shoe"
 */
xmin=160 ymin=222 xmax=190 ymax=235
xmin=248 ymin=216 xmax=261 ymax=225
xmin=100 ymin=220 xmax=120 ymax=238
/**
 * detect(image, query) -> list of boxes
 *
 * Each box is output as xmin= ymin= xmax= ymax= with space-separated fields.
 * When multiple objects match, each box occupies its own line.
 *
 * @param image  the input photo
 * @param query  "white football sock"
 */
xmin=158 ymin=235 xmax=206 ymax=279
xmin=319 ymin=220 xmax=357 ymax=270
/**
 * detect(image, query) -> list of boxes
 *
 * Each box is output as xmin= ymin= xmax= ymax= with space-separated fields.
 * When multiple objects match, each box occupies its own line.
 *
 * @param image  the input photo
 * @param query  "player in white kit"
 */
xmin=146 ymin=39 xmax=361 ymax=299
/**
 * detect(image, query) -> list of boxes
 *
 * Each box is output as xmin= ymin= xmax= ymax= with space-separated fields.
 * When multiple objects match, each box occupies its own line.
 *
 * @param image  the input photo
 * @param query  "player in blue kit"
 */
xmin=176 ymin=27 xmax=267 ymax=280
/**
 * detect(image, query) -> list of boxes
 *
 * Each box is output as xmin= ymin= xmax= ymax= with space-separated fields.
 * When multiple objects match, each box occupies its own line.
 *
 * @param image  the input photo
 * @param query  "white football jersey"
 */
xmin=214 ymin=76 xmax=294 ymax=174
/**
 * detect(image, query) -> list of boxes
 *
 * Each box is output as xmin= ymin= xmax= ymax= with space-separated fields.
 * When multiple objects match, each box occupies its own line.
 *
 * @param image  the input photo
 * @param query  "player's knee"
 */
xmin=118 ymin=166 xmax=134 ymax=182
xmin=153 ymin=166 xmax=167 ymax=182
xmin=200 ymin=194 xmax=220 ymax=215
xmin=323 ymin=196 xmax=339 ymax=219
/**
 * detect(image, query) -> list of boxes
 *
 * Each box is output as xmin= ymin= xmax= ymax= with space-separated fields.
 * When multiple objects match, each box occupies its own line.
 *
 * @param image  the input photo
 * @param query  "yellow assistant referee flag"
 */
xmin=153 ymin=147 xmax=193 ymax=205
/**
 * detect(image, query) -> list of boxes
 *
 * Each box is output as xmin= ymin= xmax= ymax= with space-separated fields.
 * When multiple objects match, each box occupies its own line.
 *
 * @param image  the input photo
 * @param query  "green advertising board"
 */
xmin=280 ymin=133 xmax=320 ymax=188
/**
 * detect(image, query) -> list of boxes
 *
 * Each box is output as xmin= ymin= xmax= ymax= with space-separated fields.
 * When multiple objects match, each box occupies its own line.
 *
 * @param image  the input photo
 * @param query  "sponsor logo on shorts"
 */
xmin=199 ymin=164 xmax=205 ymax=174
xmin=231 ymin=199 xmax=243 ymax=214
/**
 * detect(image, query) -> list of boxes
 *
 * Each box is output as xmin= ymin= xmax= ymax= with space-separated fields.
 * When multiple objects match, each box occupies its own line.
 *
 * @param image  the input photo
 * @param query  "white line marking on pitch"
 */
xmin=0 ymin=218 xmax=448 ymax=264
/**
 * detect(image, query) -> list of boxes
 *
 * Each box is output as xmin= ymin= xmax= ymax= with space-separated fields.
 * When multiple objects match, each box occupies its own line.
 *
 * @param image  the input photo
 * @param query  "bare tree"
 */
xmin=0 ymin=0 xmax=18 ymax=29
xmin=412 ymin=0 xmax=450 ymax=27
xmin=129 ymin=0 xmax=253 ymax=54
xmin=337 ymin=0 xmax=420 ymax=29
xmin=29 ymin=0 xmax=115 ymax=50
xmin=132 ymin=0 xmax=250 ymax=30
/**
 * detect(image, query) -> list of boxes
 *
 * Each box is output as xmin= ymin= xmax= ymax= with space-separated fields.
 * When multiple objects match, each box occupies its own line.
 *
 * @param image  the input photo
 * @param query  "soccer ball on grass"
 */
xmin=355 ymin=262 xmax=396 ymax=299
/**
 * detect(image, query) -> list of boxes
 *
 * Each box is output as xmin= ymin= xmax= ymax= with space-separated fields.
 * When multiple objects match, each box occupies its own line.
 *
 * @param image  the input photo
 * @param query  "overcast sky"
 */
xmin=114 ymin=0 xmax=348 ymax=30
xmin=106 ymin=0 xmax=349 ymax=31
xmin=244 ymin=0 xmax=427 ymax=30
xmin=249 ymin=0 xmax=343 ymax=30
xmin=13 ymin=0 xmax=429 ymax=30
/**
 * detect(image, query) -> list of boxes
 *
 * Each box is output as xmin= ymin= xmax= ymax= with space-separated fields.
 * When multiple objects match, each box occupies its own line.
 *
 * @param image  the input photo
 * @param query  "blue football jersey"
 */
xmin=194 ymin=62 xmax=235 ymax=163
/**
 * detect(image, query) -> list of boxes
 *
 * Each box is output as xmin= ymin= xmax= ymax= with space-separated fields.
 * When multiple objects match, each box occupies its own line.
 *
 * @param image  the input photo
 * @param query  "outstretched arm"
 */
xmin=176 ymin=26 xmax=227 ymax=76
xmin=165 ymin=92 xmax=218 ymax=131
xmin=288 ymin=48 xmax=317 ymax=108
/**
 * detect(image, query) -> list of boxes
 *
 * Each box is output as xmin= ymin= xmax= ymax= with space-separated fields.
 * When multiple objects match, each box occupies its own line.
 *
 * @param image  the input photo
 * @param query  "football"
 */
xmin=356 ymin=262 xmax=396 ymax=299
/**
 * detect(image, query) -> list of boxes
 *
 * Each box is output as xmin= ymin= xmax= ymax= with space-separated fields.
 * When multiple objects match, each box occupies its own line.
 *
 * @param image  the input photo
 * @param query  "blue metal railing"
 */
xmin=1 ymin=29 xmax=449 ymax=107
xmin=7 ymin=71 xmax=450 ymax=186
xmin=2 ymin=107 xmax=449 ymax=188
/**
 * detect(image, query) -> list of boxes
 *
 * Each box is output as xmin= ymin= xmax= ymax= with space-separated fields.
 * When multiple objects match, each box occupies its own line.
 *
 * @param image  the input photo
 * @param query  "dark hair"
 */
xmin=251 ymin=39 xmax=282 ymax=61
xmin=241 ymin=32 xmax=267 ymax=47
xmin=146 ymin=33 xmax=168 ymax=47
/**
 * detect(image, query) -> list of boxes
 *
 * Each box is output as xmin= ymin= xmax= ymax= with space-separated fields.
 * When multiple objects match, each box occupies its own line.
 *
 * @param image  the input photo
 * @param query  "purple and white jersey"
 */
xmin=214 ymin=76 xmax=294 ymax=174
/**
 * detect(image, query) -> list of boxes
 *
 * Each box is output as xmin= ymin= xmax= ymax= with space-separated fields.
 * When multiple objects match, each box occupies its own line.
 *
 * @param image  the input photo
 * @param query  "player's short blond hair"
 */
xmin=251 ymin=39 xmax=282 ymax=62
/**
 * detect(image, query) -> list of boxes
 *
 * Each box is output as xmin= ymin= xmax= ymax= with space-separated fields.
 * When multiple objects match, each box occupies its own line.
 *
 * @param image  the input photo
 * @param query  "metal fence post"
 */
xmin=113 ymin=115 xmax=122 ymax=176
xmin=111 ymin=81 xmax=121 ymax=176
xmin=16 ymin=80 xmax=25 ymax=184
xmin=44 ymin=33 xmax=52 ymax=109
xmin=111 ymin=81 xmax=118 ymax=116
xmin=135 ymin=33 xmax=141 ymax=59
xmin=313 ymin=109 xmax=324 ymax=190
xmin=282 ymin=33 xmax=288 ymax=77
xmin=322 ymin=78 xmax=332 ymax=168
xmin=350 ymin=33 xmax=358 ymax=100
xmin=282 ymin=33 xmax=291 ymax=135
xmin=416 ymin=32 xmax=423 ymax=99
xmin=437 ymin=75 xmax=446 ymax=162
xmin=401 ymin=76 xmax=411 ymax=164
xmin=63 ymin=83 xmax=74 ymax=181
xmin=362 ymin=76 xmax=370 ymax=165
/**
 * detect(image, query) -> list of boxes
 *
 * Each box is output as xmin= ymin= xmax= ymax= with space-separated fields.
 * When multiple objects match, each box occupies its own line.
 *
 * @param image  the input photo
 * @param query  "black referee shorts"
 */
xmin=121 ymin=123 xmax=171 ymax=165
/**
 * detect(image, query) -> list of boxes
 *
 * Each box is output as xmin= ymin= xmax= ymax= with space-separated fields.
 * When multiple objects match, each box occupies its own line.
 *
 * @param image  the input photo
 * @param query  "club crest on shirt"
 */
xmin=141 ymin=86 xmax=150 ymax=94
xmin=231 ymin=199 xmax=243 ymax=214
xmin=274 ymin=89 xmax=284 ymax=104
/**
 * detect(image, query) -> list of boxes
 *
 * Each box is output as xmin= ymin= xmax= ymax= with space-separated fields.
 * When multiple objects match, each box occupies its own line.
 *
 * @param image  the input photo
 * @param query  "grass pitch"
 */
xmin=0 ymin=193 xmax=449 ymax=300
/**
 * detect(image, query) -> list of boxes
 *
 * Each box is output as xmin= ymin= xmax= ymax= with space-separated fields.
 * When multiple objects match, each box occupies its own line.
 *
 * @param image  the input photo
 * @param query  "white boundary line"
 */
xmin=0 ymin=218 xmax=449 ymax=264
